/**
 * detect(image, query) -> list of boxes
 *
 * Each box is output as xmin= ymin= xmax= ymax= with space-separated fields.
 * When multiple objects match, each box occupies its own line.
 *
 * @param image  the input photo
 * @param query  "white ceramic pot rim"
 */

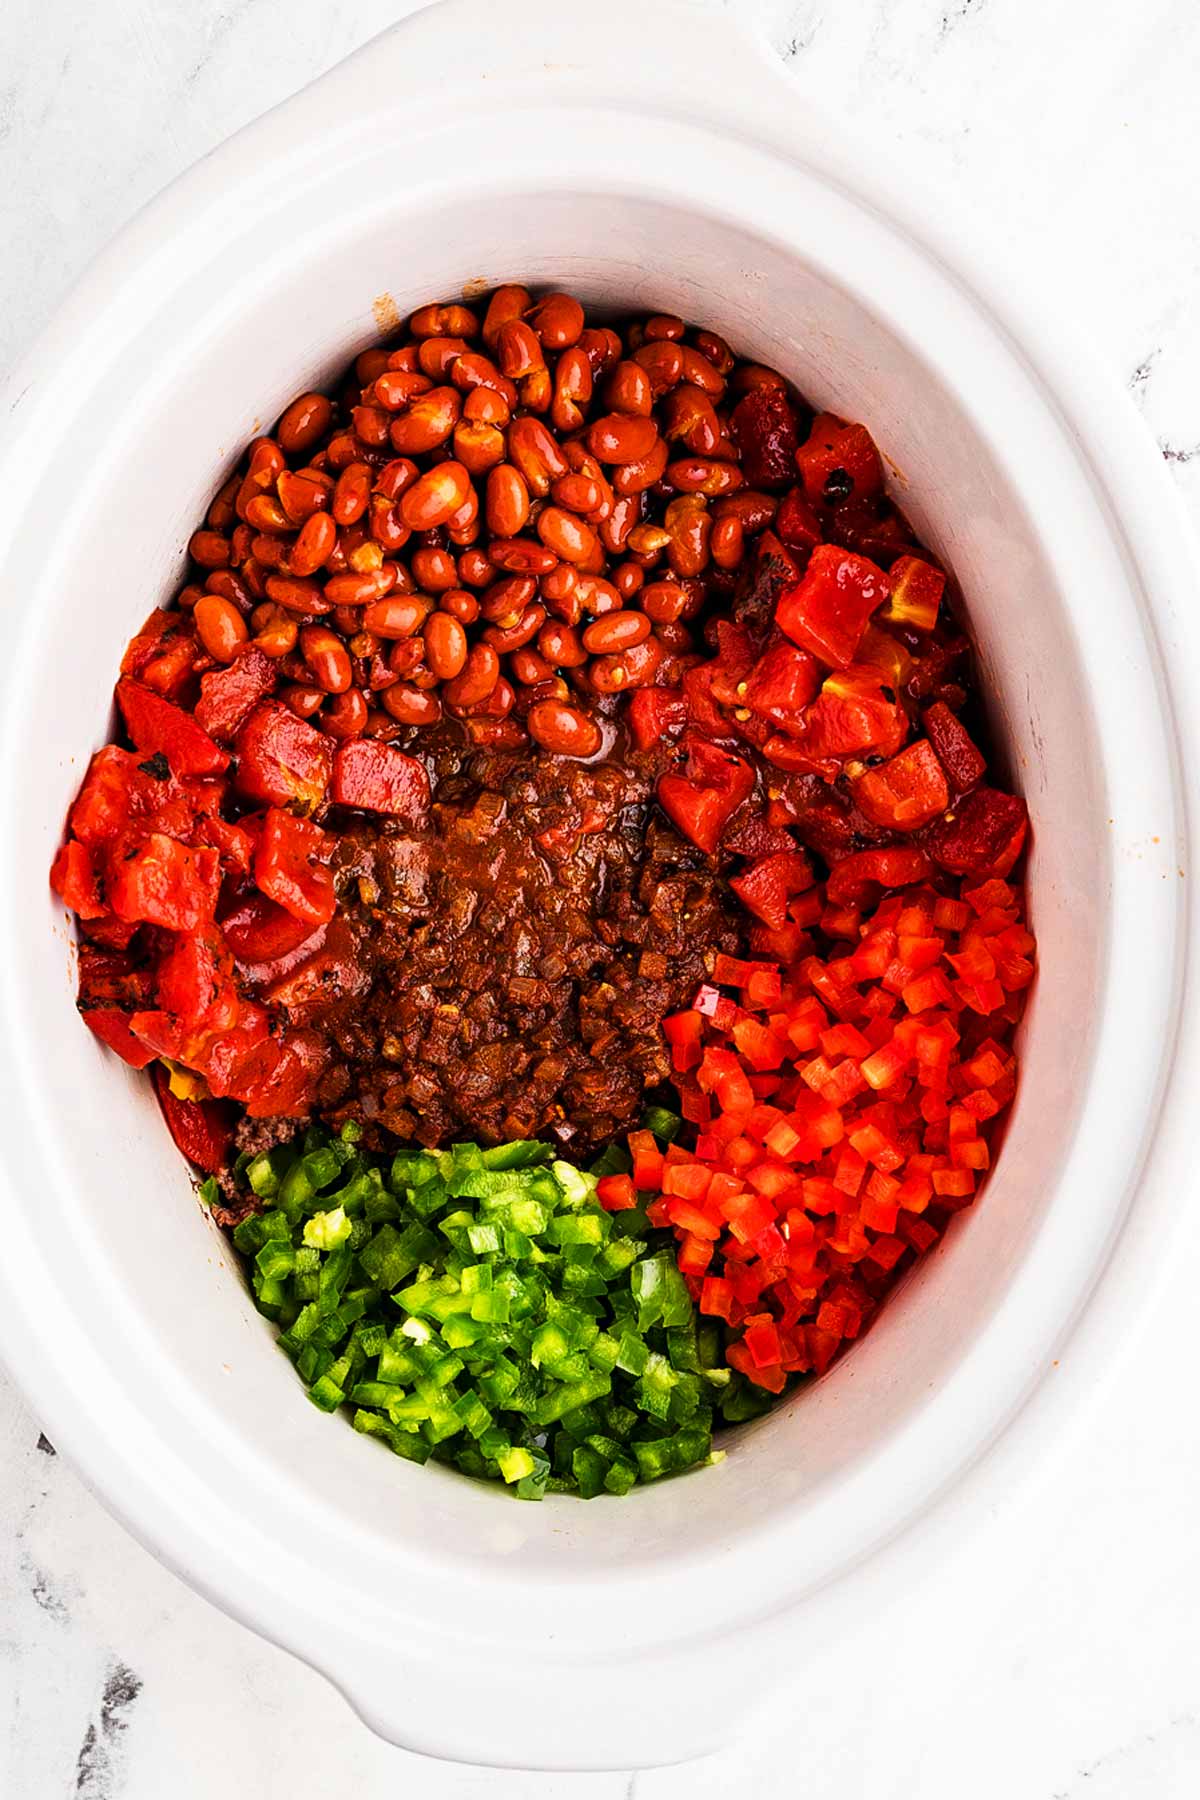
xmin=0 ymin=0 xmax=1197 ymax=1770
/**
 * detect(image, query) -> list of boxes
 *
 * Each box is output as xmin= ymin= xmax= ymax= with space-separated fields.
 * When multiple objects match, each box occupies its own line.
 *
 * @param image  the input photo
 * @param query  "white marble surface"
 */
xmin=3 ymin=0 xmax=1200 ymax=1794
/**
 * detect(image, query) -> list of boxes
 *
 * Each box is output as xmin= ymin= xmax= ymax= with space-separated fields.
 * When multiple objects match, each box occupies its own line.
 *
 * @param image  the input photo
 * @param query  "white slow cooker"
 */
xmin=0 ymin=0 xmax=1197 ymax=1770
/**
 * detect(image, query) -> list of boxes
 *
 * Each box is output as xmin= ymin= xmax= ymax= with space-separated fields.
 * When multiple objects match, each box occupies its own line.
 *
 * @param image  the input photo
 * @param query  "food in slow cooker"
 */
xmin=50 ymin=286 xmax=1035 ymax=1494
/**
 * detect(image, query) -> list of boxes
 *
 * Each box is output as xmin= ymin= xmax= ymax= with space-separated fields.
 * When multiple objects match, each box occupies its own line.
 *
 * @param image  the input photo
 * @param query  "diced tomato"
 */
xmin=234 ymin=701 xmax=332 ymax=810
xmin=730 ymin=850 xmax=814 ymax=929
xmin=879 ymin=554 xmax=943 ymax=632
xmin=330 ymin=738 xmax=431 ymax=818
xmin=922 ymin=701 xmax=988 ymax=797
xmin=116 ymin=679 xmax=229 ymax=778
xmin=767 ymin=667 xmax=906 ymax=778
xmin=263 ymin=916 xmax=370 ymax=1024
xmin=151 ymin=1065 xmax=235 ymax=1174
xmin=776 ymin=545 xmax=890 ymax=670
xmin=50 ymin=839 xmax=105 ymax=917
xmin=81 ymin=1007 xmax=158 ymax=1068
xmin=794 ymin=412 xmax=884 ymax=503
xmin=851 ymin=740 xmax=950 ymax=832
xmin=729 ymin=386 xmax=799 ymax=491
xmin=657 ymin=738 xmax=754 ymax=854
xmin=254 ymin=808 xmax=336 ymax=926
xmin=742 ymin=638 xmax=821 ymax=726
xmin=194 ymin=813 xmax=257 ymax=875
xmin=920 ymin=787 xmax=1029 ymax=879
xmin=241 ymin=1029 xmax=328 ymax=1119
xmin=774 ymin=486 xmax=823 ymax=554
xmin=194 ymin=647 xmax=277 ymax=743
xmin=69 ymin=745 xmax=195 ymax=848
xmin=627 ymin=686 xmax=688 ymax=752
xmin=219 ymin=890 xmax=324 ymax=968
xmin=121 ymin=610 xmax=198 ymax=700
xmin=107 ymin=834 xmax=221 ymax=932
xmin=825 ymin=847 xmax=933 ymax=906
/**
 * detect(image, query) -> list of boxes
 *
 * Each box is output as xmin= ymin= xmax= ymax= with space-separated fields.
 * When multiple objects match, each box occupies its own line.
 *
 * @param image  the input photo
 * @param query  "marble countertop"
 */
xmin=3 ymin=1 xmax=1200 ymax=1794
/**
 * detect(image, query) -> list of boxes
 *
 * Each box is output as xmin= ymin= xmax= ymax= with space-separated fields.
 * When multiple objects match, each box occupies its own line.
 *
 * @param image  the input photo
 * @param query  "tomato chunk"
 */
xmin=117 ymin=678 xmax=229 ymax=778
xmin=331 ymin=739 xmax=431 ymax=818
xmin=657 ymin=738 xmax=754 ymax=854
xmin=730 ymin=851 xmax=814 ymax=929
xmin=920 ymin=787 xmax=1029 ymax=878
xmin=775 ymin=546 xmax=890 ymax=670
xmin=627 ymin=686 xmax=688 ymax=752
xmin=234 ymin=701 xmax=332 ymax=810
xmin=107 ymin=834 xmax=221 ymax=932
xmin=194 ymin=647 xmax=277 ymax=743
xmin=729 ymin=386 xmax=799 ymax=491
xmin=880 ymin=555 xmax=944 ymax=632
xmin=794 ymin=412 xmax=884 ymax=503
xmin=254 ymin=808 xmax=336 ymax=926
xmin=50 ymin=840 xmax=105 ymax=917
xmin=825 ymin=847 xmax=934 ymax=906
xmin=774 ymin=486 xmax=823 ymax=555
xmin=69 ymin=745 xmax=194 ymax=847
xmin=922 ymin=701 xmax=986 ymax=795
xmin=851 ymin=740 xmax=949 ymax=832
xmin=742 ymin=639 xmax=821 ymax=726
xmin=81 ymin=1008 xmax=158 ymax=1068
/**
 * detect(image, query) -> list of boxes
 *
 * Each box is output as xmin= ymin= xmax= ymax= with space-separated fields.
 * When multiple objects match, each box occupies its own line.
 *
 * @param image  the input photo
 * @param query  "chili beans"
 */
xmin=165 ymin=286 xmax=821 ymax=757
xmin=527 ymin=699 xmax=602 ymax=758
xmin=423 ymin=612 xmax=468 ymax=680
xmin=194 ymin=594 xmax=248 ymax=662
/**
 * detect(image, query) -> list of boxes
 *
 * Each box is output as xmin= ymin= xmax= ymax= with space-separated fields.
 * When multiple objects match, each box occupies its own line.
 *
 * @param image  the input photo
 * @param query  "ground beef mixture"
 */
xmin=242 ymin=737 xmax=745 ymax=1156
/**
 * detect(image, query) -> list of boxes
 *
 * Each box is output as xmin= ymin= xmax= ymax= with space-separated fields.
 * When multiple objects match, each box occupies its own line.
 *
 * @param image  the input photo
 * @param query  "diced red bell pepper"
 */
xmin=879 ymin=555 xmax=943 ymax=632
xmin=107 ymin=834 xmax=221 ymax=932
xmin=662 ymin=1009 xmax=704 ymax=1072
xmin=234 ymin=701 xmax=333 ymax=810
xmin=194 ymin=647 xmax=277 ymax=743
xmin=116 ymin=678 xmax=229 ymax=778
xmin=697 ymin=1045 xmax=755 ymax=1114
xmin=920 ymin=787 xmax=1029 ymax=879
xmin=922 ymin=702 xmax=987 ymax=796
xmin=254 ymin=807 xmax=336 ymax=926
xmin=150 ymin=1064 xmax=235 ymax=1174
xmin=795 ymin=412 xmax=884 ymax=503
xmin=742 ymin=638 xmax=821 ymax=726
xmin=596 ymin=1174 xmax=638 ymax=1212
xmin=743 ymin=1316 xmax=783 ymax=1368
xmin=776 ymin=545 xmax=891 ymax=670
xmin=657 ymin=738 xmax=754 ymax=855
xmin=730 ymin=850 xmax=814 ymax=929
xmin=851 ymin=739 xmax=950 ymax=832
xmin=627 ymin=686 xmax=688 ymax=752
xmin=729 ymin=386 xmax=799 ymax=491
xmin=331 ymin=738 xmax=431 ymax=819
xmin=50 ymin=839 xmax=105 ymax=917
